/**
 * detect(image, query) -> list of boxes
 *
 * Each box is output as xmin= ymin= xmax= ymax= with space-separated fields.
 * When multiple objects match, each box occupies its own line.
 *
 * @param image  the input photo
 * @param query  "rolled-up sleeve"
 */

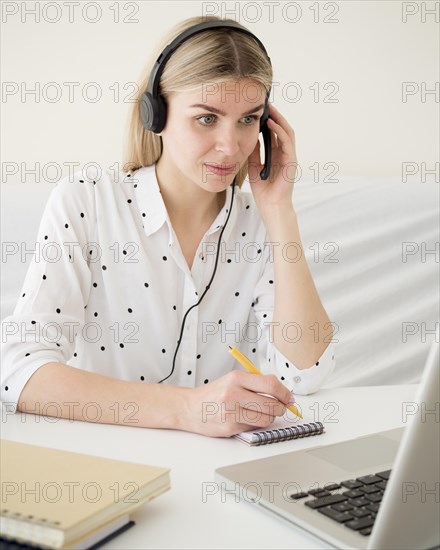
xmin=266 ymin=338 xmax=336 ymax=395
xmin=1 ymin=175 xmax=94 ymax=411
xmin=250 ymin=241 xmax=336 ymax=395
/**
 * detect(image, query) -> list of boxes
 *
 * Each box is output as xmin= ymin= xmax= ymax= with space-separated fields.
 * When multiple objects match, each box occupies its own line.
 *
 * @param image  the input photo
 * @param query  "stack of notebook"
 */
xmin=0 ymin=440 xmax=170 ymax=549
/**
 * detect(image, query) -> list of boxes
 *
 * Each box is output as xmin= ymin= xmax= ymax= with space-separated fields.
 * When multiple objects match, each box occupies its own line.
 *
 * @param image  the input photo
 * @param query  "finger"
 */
xmin=255 ymin=392 xmax=289 ymax=415
xmin=268 ymin=121 xmax=279 ymax=149
xmin=267 ymin=117 xmax=292 ymax=142
xmin=268 ymin=103 xmax=292 ymax=129
xmin=235 ymin=407 xmax=278 ymax=429
xmin=268 ymin=119 xmax=296 ymax=158
xmin=216 ymin=398 xmax=278 ymax=429
xmin=240 ymin=405 xmax=276 ymax=426
xmin=237 ymin=371 xmax=292 ymax=408
xmin=241 ymin=392 xmax=286 ymax=416
xmin=247 ymin=143 xmax=265 ymax=185
xmin=268 ymin=104 xmax=296 ymax=138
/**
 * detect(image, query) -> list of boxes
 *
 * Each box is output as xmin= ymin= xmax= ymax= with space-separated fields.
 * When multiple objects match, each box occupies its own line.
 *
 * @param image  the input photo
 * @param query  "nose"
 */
xmin=214 ymin=125 xmax=240 ymax=156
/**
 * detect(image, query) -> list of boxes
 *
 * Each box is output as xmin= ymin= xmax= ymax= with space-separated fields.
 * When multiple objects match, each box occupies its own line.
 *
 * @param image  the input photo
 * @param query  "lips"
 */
xmin=205 ymin=163 xmax=237 ymax=175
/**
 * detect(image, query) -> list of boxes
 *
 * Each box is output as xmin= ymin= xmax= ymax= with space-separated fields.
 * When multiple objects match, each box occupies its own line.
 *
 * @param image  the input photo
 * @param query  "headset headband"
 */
xmin=140 ymin=20 xmax=272 ymax=135
xmin=147 ymin=20 xmax=272 ymax=98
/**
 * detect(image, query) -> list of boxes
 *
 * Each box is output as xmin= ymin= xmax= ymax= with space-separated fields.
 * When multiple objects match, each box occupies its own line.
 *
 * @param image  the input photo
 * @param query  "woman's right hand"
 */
xmin=180 ymin=370 xmax=292 ymax=437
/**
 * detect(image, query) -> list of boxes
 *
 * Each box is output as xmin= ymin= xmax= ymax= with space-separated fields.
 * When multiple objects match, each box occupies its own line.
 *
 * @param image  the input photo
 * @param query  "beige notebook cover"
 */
xmin=0 ymin=439 xmax=170 ymax=548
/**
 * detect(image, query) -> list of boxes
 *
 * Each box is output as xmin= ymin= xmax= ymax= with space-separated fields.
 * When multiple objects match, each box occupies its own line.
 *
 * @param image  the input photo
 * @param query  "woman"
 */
xmin=1 ymin=16 xmax=335 ymax=437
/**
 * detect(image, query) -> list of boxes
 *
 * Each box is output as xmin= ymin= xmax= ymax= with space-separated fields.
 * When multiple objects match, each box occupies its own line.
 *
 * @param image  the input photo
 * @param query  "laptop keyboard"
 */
xmin=290 ymin=469 xmax=391 ymax=537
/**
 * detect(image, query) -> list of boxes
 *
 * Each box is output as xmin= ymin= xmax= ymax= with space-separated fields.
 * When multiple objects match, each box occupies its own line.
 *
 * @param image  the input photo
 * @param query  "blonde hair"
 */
xmin=122 ymin=16 xmax=272 ymax=188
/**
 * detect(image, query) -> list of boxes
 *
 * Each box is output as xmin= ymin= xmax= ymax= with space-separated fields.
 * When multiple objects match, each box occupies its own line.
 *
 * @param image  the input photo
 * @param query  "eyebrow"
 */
xmin=189 ymin=103 xmax=265 ymax=116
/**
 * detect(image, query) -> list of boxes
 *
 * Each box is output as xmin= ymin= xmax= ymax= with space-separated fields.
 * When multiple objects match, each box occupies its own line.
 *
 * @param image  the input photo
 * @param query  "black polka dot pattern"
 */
xmin=1 ymin=167 xmax=334 ymax=401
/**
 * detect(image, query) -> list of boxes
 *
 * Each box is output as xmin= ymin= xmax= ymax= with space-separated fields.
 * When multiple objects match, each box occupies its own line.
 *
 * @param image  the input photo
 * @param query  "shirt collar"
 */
xmin=133 ymin=164 xmax=238 ymax=240
xmin=133 ymin=164 xmax=169 ymax=237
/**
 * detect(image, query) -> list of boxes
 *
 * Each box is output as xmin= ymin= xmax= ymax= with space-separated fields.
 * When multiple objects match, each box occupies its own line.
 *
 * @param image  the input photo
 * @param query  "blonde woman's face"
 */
xmin=159 ymin=79 xmax=266 ymax=192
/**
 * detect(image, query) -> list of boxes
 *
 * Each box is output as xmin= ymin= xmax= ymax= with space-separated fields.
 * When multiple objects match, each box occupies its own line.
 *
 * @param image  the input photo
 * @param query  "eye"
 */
xmin=196 ymin=115 xmax=260 ymax=126
xmin=242 ymin=115 xmax=260 ymax=125
xmin=196 ymin=114 xmax=217 ymax=126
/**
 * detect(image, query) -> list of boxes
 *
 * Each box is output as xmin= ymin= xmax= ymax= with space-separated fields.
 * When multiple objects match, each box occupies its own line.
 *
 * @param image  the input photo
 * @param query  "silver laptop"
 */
xmin=216 ymin=339 xmax=439 ymax=550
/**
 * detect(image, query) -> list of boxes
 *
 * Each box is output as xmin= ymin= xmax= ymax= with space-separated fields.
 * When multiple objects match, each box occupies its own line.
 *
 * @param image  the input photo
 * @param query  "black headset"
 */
xmin=140 ymin=19 xmax=272 ymax=180
xmin=138 ymin=20 xmax=272 ymax=383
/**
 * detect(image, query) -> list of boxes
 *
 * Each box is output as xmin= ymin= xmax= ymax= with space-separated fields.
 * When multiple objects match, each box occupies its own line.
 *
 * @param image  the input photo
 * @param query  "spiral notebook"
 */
xmin=234 ymin=416 xmax=325 ymax=446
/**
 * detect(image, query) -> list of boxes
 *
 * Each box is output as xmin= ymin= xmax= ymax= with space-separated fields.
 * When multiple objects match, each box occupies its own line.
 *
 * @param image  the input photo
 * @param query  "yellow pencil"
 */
xmin=228 ymin=346 xmax=303 ymax=419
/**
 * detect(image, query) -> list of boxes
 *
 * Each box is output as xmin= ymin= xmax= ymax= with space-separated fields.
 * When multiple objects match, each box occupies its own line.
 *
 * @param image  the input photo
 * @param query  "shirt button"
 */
xmin=199 ymin=252 xmax=204 ymax=259
xmin=293 ymin=376 xmax=301 ymax=383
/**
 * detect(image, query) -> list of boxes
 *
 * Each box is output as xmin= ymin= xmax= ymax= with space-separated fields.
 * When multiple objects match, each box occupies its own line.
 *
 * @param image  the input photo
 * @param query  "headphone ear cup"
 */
xmin=155 ymin=94 xmax=167 ymax=134
xmin=140 ymin=91 xmax=156 ymax=132
xmin=140 ymin=92 xmax=167 ymax=134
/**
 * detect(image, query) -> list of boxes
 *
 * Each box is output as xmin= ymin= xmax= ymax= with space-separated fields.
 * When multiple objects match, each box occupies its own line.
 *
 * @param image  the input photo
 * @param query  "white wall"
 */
xmin=2 ymin=0 xmax=439 ymax=183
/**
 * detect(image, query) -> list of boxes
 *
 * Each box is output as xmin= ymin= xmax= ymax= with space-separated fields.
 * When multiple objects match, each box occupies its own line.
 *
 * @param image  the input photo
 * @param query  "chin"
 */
xmin=204 ymin=173 xmax=236 ymax=189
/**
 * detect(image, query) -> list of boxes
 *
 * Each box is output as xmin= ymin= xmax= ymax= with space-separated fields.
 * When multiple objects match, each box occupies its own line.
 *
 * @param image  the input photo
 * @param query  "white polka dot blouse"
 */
xmin=1 ymin=164 xmax=335 ymax=411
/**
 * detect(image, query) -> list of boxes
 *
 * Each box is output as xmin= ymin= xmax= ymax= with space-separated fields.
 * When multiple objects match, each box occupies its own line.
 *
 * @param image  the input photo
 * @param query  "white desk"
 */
xmin=2 ymin=384 xmax=418 ymax=549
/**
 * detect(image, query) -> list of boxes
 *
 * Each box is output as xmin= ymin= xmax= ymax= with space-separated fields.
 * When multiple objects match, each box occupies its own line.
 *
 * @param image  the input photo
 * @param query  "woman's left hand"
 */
xmin=247 ymin=103 xmax=298 ymax=215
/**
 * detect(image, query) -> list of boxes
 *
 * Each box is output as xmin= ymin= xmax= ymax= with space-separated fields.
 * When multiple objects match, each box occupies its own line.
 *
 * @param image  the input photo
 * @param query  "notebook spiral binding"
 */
xmin=254 ymin=422 xmax=324 ymax=445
